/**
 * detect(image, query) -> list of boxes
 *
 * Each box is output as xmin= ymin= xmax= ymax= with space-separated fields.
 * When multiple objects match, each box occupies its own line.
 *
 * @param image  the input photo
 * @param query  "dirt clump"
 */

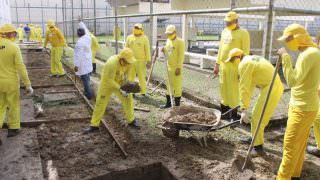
xmin=163 ymin=105 xmax=220 ymax=125
xmin=228 ymin=155 xmax=255 ymax=180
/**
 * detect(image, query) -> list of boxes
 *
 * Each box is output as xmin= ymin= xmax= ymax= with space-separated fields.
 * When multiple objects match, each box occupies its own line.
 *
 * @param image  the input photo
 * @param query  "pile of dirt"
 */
xmin=163 ymin=105 xmax=219 ymax=125
xmin=120 ymin=82 xmax=141 ymax=93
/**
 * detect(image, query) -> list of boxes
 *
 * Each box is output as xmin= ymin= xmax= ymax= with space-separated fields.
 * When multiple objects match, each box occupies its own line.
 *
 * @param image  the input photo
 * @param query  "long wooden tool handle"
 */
xmin=147 ymin=40 xmax=159 ymax=86
xmin=242 ymin=56 xmax=282 ymax=171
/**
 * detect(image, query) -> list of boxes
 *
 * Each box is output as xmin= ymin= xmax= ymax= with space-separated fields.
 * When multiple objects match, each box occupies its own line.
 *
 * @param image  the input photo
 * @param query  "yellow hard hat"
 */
xmin=134 ymin=23 xmax=143 ymax=30
xmin=224 ymin=11 xmax=238 ymax=22
xmin=165 ymin=25 xmax=176 ymax=34
xmin=0 ymin=24 xmax=17 ymax=33
xmin=47 ymin=20 xmax=55 ymax=27
xmin=119 ymin=48 xmax=136 ymax=64
xmin=226 ymin=48 xmax=244 ymax=62
xmin=19 ymin=24 xmax=23 ymax=27
xmin=277 ymin=24 xmax=308 ymax=41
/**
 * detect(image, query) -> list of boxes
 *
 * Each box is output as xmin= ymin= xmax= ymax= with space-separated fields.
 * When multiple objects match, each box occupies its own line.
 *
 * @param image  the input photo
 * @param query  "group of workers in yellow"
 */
xmin=16 ymin=24 xmax=43 ymax=44
xmin=0 ymin=9 xmax=319 ymax=179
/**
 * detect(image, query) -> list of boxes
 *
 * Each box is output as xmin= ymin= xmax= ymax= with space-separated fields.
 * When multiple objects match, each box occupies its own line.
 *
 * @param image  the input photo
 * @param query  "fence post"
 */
xmin=28 ymin=3 xmax=31 ymax=23
xmin=262 ymin=0 xmax=275 ymax=61
xmin=62 ymin=0 xmax=66 ymax=38
xmin=41 ymin=0 xmax=44 ymax=35
xmin=94 ymin=0 xmax=97 ymax=35
xmin=15 ymin=0 xmax=19 ymax=25
xmin=55 ymin=4 xmax=58 ymax=25
xmin=114 ymin=0 xmax=119 ymax=54
xmin=182 ymin=14 xmax=189 ymax=51
xmin=71 ymin=0 xmax=75 ymax=45
xmin=149 ymin=0 xmax=154 ymax=48
xmin=80 ymin=0 xmax=83 ymax=19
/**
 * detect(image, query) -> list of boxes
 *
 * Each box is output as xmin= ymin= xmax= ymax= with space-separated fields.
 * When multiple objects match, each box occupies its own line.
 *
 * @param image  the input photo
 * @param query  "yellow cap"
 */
xmin=165 ymin=25 xmax=176 ymax=34
xmin=278 ymin=24 xmax=308 ymax=41
xmin=47 ymin=20 xmax=55 ymax=27
xmin=134 ymin=23 xmax=143 ymax=30
xmin=119 ymin=48 xmax=136 ymax=64
xmin=224 ymin=11 xmax=238 ymax=22
xmin=0 ymin=24 xmax=17 ymax=33
xmin=226 ymin=48 xmax=244 ymax=62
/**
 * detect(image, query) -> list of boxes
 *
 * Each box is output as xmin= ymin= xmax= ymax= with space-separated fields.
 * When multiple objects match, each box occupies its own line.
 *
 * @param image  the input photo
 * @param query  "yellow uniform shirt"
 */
xmin=99 ymin=55 xmax=135 ymax=95
xmin=17 ymin=28 xmax=24 ymax=41
xmin=44 ymin=27 xmax=66 ymax=48
xmin=125 ymin=34 xmax=151 ymax=62
xmin=0 ymin=38 xmax=31 ymax=92
xmin=165 ymin=37 xmax=185 ymax=69
xmin=282 ymin=47 xmax=320 ymax=111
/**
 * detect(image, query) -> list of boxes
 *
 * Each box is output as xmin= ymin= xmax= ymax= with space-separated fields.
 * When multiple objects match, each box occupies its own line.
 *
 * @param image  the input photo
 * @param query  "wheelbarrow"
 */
xmin=160 ymin=106 xmax=241 ymax=147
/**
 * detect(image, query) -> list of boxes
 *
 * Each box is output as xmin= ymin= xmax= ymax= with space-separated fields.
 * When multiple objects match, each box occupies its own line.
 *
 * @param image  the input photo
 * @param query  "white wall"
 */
xmin=0 ymin=0 xmax=11 ymax=25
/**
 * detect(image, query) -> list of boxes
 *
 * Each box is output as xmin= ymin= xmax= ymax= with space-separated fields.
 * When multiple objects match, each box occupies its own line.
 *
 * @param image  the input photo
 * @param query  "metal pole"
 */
xmin=93 ymin=0 xmax=97 ymax=35
xmin=80 ymin=0 xmax=83 ymax=19
xmin=62 ymin=0 xmax=66 ymax=38
xmin=55 ymin=4 xmax=58 ymax=24
xmin=149 ymin=0 xmax=154 ymax=47
xmin=28 ymin=3 xmax=31 ymax=23
xmin=71 ymin=0 xmax=75 ymax=44
xmin=263 ymin=0 xmax=274 ymax=60
xmin=41 ymin=0 xmax=44 ymax=35
xmin=231 ymin=0 xmax=236 ymax=9
xmin=114 ymin=0 xmax=119 ymax=54
xmin=15 ymin=0 xmax=19 ymax=25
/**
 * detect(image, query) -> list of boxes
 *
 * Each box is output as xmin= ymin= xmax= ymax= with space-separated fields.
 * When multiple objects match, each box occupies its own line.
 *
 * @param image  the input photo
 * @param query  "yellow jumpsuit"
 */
xmin=217 ymin=28 xmax=250 ymax=108
xmin=90 ymin=33 xmax=100 ymax=64
xmin=44 ymin=27 xmax=66 ymax=75
xmin=29 ymin=26 xmax=36 ymax=42
xmin=36 ymin=27 xmax=43 ymax=45
xmin=113 ymin=26 xmax=121 ymax=40
xmin=164 ymin=37 xmax=185 ymax=97
xmin=17 ymin=27 xmax=24 ymax=42
xmin=126 ymin=34 xmax=151 ymax=95
xmin=239 ymin=55 xmax=284 ymax=146
xmin=277 ymin=47 xmax=320 ymax=179
xmin=313 ymin=108 xmax=320 ymax=149
xmin=0 ymin=38 xmax=31 ymax=129
xmin=90 ymin=55 xmax=136 ymax=127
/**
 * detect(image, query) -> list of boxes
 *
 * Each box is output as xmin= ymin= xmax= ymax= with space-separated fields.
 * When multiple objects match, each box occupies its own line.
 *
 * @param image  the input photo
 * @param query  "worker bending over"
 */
xmin=125 ymin=23 xmax=151 ymax=96
xmin=0 ymin=24 xmax=33 ymax=143
xmin=44 ymin=20 xmax=67 ymax=77
xmin=17 ymin=24 xmax=24 ymax=43
xmin=226 ymin=48 xmax=284 ymax=156
xmin=161 ymin=25 xmax=185 ymax=108
xmin=276 ymin=24 xmax=320 ymax=180
xmin=83 ymin=48 xmax=140 ymax=134
xmin=74 ymin=21 xmax=94 ymax=99
xmin=213 ymin=11 xmax=250 ymax=120
xmin=90 ymin=32 xmax=100 ymax=74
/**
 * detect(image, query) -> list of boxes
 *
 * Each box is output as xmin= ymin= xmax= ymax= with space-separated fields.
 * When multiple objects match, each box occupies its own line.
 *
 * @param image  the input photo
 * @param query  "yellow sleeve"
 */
xmin=282 ymin=53 xmax=311 ymax=88
xmin=100 ymin=61 xmax=120 ymax=93
xmin=56 ymin=29 xmax=66 ymax=46
xmin=241 ymin=30 xmax=250 ymax=55
xmin=177 ymin=40 xmax=185 ymax=68
xmin=125 ymin=36 xmax=130 ymax=48
xmin=14 ymin=46 xmax=31 ymax=86
xmin=127 ymin=65 xmax=136 ymax=82
xmin=239 ymin=61 xmax=255 ymax=110
xmin=216 ymin=32 xmax=224 ymax=65
xmin=44 ymin=31 xmax=49 ymax=47
xmin=144 ymin=37 xmax=151 ymax=62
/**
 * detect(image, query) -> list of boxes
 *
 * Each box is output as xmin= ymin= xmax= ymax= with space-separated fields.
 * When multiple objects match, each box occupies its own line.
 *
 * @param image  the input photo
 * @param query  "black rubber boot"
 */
xmin=221 ymin=104 xmax=231 ymax=120
xmin=92 ymin=63 xmax=97 ymax=74
xmin=240 ymin=136 xmax=252 ymax=145
xmin=83 ymin=126 xmax=99 ymax=134
xmin=231 ymin=108 xmax=241 ymax=121
xmin=160 ymin=95 xmax=172 ymax=109
xmin=128 ymin=119 xmax=140 ymax=129
xmin=7 ymin=129 xmax=20 ymax=138
xmin=251 ymin=145 xmax=266 ymax=157
xmin=174 ymin=97 xmax=181 ymax=106
xmin=291 ymin=177 xmax=300 ymax=180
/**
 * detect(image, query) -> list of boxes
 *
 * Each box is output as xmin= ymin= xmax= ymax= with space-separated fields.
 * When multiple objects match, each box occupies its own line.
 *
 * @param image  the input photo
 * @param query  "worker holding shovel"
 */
xmin=160 ymin=25 xmax=185 ymax=109
xmin=276 ymin=24 xmax=320 ymax=180
xmin=83 ymin=48 xmax=140 ymax=134
xmin=225 ymin=48 xmax=284 ymax=156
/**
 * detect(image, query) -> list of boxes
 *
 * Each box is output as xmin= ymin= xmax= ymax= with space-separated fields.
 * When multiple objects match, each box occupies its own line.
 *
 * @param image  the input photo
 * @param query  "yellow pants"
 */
xmin=251 ymin=79 xmax=284 ymax=146
xmin=313 ymin=109 xmax=320 ymax=149
xmin=92 ymin=50 xmax=97 ymax=64
xmin=134 ymin=60 xmax=147 ymax=94
xmin=51 ymin=47 xmax=65 ymax=75
xmin=277 ymin=107 xmax=317 ymax=179
xmin=166 ymin=67 xmax=182 ymax=97
xmin=0 ymin=90 xmax=20 ymax=129
xmin=219 ymin=63 xmax=239 ymax=108
xmin=90 ymin=89 xmax=134 ymax=127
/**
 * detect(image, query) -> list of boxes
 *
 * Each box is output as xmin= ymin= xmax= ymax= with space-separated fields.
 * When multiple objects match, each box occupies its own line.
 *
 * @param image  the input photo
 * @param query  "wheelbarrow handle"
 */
xmin=209 ymin=120 xmax=241 ymax=132
xmin=221 ymin=105 xmax=240 ymax=116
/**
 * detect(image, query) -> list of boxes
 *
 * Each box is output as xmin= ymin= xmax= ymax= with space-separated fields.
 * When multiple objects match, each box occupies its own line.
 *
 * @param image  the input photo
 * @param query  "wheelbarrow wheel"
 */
xmin=162 ymin=121 xmax=179 ymax=139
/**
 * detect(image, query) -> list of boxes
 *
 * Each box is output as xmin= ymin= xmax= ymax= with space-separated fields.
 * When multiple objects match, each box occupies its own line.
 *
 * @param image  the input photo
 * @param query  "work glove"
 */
xmin=240 ymin=110 xmax=248 ymax=124
xmin=120 ymin=89 xmax=128 ymax=97
xmin=26 ymin=85 xmax=34 ymax=95
xmin=277 ymin=48 xmax=288 ymax=57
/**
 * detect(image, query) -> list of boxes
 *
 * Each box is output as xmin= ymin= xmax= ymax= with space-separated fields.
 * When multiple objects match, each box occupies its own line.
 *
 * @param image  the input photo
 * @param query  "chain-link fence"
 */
xmin=10 ymin=0 xmax=320 ymax=121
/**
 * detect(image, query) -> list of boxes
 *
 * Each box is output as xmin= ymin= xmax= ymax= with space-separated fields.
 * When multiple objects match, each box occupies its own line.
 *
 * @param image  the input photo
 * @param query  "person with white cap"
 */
xmin=160 ymin=24 xmax=185 ymax=109
xmin=213 ymin=11 xmax=250 ymax=121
